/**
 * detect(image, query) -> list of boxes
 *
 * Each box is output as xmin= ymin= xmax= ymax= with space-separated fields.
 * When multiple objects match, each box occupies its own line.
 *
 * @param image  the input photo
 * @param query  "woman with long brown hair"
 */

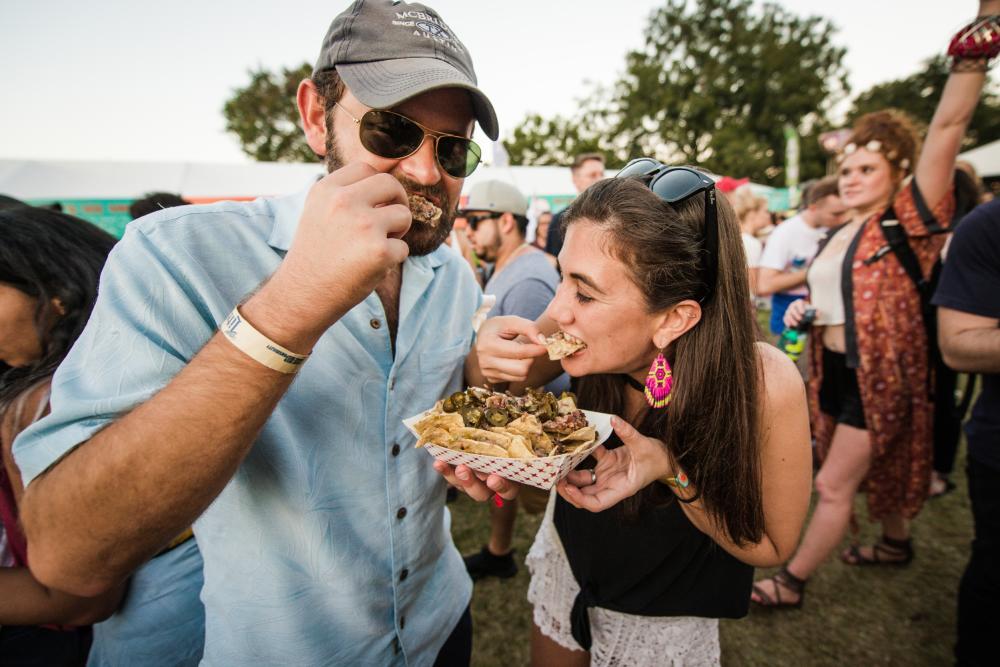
xmin=751 ymin=3 xmax=999 ymax=609
xmin=444 ymin=166 xmax=812 ymax=665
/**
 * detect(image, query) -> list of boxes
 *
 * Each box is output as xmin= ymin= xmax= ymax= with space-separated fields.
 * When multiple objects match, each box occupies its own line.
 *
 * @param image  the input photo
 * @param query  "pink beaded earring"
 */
xmin=644 ymin=351 xmax=673 ymax=408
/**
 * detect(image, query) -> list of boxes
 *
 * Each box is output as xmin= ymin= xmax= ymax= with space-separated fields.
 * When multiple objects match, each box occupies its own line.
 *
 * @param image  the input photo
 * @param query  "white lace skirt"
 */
xmin=526 ymin=491 xmax=721 ymax=667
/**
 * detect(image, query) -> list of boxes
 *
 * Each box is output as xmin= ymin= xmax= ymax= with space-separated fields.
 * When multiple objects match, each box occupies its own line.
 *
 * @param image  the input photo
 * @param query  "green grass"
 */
xmin=449 ymin=469 xmax=971 ymax=666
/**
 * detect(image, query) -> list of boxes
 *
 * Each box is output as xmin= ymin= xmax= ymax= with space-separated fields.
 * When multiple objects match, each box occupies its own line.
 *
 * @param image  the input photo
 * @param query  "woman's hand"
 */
xmin=782 ymin=299 xmax=811 ymax=329
xmin=556 ymin=416 xmax=673 ymax=513
xmin=475 ymin=316 xmax=549 ymax=384
xmin=432 ymin=461 xmax=519 ymax=502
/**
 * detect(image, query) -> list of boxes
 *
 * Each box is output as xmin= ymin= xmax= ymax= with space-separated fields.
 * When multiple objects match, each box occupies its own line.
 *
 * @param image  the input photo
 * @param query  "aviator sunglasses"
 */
xmin=615 ymin=158 xmax=719 ymax=303
xmin=336 ymin=102 xmax=482 ymax=179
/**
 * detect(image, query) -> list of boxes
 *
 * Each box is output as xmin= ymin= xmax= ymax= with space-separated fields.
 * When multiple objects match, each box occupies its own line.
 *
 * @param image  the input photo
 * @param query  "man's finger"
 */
xmin=350 ymin=171 xmax=409 ymax=208
xmin=380 ymin=203 xmax=413 ymax=239
xmin=319 ymin=161 xmax=379 ymax=189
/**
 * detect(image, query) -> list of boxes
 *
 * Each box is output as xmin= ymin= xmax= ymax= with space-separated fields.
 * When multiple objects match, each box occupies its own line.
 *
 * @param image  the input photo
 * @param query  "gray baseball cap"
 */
xmin=462 ymin=180 xmax=528 ymax=216
xmin=313 ymin=0 xmax=499 ymax=141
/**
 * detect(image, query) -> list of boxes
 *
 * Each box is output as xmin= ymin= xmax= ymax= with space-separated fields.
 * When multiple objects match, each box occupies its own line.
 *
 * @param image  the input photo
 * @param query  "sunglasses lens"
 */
xmin=616 ymin=158 xmax=661 ymax=180
xmin=359 ymin=110 xmax=424 ymax=159
xmin=650 ymin=168 xmax=709 ymax=203
xmin=438 ymin=136 xmax=482 ymax=178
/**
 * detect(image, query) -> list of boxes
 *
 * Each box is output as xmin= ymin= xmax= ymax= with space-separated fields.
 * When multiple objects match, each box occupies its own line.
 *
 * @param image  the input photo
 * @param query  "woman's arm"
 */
xmin=670 ymin=344 xmax=812 ymax=566
xmin=557 ymin=344 xmax=812 ymax=567
xmin=916 ymin=1 xmax=1000 ymax=210
xmin=0 ymin=568 xmax=124 ymax=626
xmin=1 ymin=389 xmax=127 ymax=625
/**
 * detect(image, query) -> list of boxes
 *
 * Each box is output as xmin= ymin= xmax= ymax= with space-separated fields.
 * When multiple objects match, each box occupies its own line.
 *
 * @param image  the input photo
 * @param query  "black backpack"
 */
xmin=864 ymin=178 xmax=978 ymax=449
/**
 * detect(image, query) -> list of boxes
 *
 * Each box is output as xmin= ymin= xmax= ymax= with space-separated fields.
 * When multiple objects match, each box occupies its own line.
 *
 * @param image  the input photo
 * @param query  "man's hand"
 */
xmin=432 ymin=461 xmax=519 ymax=502
xmin=245 ymin=162 xmax=412 ymax=350
xmin=556 ymin=416 xmax=672 ymax=513
xmin=475 ymin=316 xmax=549 ymax=383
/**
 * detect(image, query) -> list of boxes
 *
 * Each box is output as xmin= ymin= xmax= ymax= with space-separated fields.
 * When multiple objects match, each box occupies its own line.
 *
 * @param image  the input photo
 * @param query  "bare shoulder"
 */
xmin=754 ymin=341 xmax=806 ymax=417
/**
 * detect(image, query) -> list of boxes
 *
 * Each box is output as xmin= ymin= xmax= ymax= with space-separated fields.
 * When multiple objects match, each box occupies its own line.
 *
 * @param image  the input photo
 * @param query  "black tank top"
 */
xmin=553 ymin=432 xmax=753 ymax=650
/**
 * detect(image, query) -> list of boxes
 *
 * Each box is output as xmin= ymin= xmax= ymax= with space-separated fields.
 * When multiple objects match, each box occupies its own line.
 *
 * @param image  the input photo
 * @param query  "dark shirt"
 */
xmin=932 ymin=199 xmax=1000 ymax=472
xmin=544 ymin=210 xmax=566 ymax=257
xmin=553 ymin=431 xmax=753 ymax=650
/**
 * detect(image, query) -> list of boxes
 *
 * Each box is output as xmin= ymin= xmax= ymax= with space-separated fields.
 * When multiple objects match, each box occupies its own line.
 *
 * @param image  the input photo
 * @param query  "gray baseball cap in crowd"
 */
xmin=462 ymin=180 xmax=528 ymax=216
xmin=313 ymin=0 xmax=499 ymax=140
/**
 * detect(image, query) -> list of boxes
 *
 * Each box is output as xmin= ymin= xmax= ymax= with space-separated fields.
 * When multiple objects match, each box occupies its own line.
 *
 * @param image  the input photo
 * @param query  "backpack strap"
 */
xmin=910 ymin=178 xmax=948 ymax=235
xmin=876 ymin=208 xmax=929 ymax=299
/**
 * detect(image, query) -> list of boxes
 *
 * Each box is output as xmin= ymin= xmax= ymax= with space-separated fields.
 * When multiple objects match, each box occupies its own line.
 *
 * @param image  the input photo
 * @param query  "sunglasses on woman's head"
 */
xmin=615 ymin=158 xmax=719 ymax=304
xmin=335 ymin=103 xmax=482 ymax=179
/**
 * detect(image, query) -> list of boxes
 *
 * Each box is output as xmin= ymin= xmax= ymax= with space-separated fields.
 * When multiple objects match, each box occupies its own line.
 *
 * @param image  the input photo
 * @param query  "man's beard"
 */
xmin=325 ymin=129 xmax=457 ymax=256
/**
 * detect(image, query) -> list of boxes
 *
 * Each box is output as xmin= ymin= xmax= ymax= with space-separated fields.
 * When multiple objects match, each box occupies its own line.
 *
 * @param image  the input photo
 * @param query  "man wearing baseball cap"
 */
xmin=14 ymin=2 xmax=497 ymax=664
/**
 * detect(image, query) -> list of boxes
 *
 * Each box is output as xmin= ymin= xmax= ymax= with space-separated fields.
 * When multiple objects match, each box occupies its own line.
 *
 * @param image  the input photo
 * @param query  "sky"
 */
xmin=0 ymin=1 xmax=977 ymax=165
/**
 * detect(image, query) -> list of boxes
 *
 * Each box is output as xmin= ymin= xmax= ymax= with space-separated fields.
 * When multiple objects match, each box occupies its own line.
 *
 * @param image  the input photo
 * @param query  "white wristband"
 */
xmin=220 ymin=307 xmax=309 ymax=374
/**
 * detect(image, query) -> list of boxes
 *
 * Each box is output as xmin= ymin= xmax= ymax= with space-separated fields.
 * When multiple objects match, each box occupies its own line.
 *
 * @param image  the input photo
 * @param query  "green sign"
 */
xmin=27 ymin=199 xmax=134 ymax=238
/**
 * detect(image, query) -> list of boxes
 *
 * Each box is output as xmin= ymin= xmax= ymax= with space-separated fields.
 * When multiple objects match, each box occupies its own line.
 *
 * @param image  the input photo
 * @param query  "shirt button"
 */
xmin=397 ymin=507 xmax=407 ymax=519
xmin=400 ymin=568 xmax=409 ymax=581
xmin=370 ymin=318 xmax=381 ymax=329
xmin=391 ymin=444 xmax=401 ymax=457
xmin=400 ymin=616 xmax=406 ymax=630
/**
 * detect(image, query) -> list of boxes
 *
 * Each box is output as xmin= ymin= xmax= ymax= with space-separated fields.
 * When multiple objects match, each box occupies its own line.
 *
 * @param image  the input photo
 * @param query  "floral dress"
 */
xmin=808 ymin=178 xmax=955 ymax=520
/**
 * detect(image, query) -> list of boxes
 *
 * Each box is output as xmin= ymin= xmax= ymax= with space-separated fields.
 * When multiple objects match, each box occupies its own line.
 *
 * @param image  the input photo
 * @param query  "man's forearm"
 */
xmin=21 ymin=332 xmax=300 ymax=595
xmin=941 ymin=327 xmax=1000 ymax=373
xmin=757 ymin=269 xmax=807 ymax=296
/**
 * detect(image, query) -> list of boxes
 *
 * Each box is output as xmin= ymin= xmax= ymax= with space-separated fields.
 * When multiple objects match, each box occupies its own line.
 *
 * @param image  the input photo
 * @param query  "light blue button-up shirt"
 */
xmin=14 ymin=182 xmax=480 ymax=666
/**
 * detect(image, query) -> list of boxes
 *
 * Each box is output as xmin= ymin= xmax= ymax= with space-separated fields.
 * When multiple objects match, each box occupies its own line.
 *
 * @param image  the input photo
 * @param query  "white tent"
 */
xmin=0 ymin=158 xmax=578 ymax=202
xmin=958 ymin=139 xmax=1000 ymax=178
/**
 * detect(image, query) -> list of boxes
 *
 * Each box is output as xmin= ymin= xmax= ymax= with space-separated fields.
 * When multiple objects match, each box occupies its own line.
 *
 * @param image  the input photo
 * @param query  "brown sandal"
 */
xmin=751 ymin=566 xmax=806 ymax=609
xmin=841 ymin=535 xmax=914 ymax=567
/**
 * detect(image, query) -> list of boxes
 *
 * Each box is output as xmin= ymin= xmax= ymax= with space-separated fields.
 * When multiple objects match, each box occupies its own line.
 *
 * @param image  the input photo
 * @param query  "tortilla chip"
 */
xmin=456 ymin=440 xmax=510 ymax=457
xmin=453 ymin=427 xmax=511 ymax=447
xmin=543 ymin=331 xmax=587 ymax=360
xmin=507 ymin=434 xmax=535 ymax=459
xmin=530 ymin=432 xmax=555 ymax=456
xmin=409 ymin=194 xmax=442 ymax=227
xmin=416 ymin=426 xmax=452 ymax=448
xmin=561 ymin=426 xmax=596 ymax=443
xmin=414 ymin=412 xmax=464 ymax=436
xmin=506 ymin=414 xmax=543 ymax=436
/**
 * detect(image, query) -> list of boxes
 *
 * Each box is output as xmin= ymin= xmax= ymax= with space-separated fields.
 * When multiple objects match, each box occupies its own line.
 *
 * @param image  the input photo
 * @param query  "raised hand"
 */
xmin=556 ymin=416 xmax=674 ymax=513
xmin=475 ymin=316 xmax=549 ymax=383
xmin=245 ymin=162 xmax=412 ymax=349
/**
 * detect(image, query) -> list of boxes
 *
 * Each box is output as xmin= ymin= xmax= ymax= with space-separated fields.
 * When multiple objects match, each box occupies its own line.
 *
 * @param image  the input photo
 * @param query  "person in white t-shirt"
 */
xmin=729 ymin=186 xmax=771 ymax=295
xmin=758 ymin=176 xmax=846 ymax=336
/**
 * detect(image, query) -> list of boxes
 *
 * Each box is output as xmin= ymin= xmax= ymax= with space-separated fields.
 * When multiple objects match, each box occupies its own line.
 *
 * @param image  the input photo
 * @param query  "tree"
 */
xmin=505 ymin=0 xmax=848 ymax=185
xmin=504 ymin=84 xmax=625 ymax=167
xmin=222 ymin=63 xmax=317 ymax=163
xmin=848 ymin=55 xmax=1000 ymax=150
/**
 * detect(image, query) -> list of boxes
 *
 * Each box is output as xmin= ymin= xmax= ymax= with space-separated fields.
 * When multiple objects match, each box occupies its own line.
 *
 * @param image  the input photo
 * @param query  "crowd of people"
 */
xmin=1 ymin=1 xmax=998 ymax=666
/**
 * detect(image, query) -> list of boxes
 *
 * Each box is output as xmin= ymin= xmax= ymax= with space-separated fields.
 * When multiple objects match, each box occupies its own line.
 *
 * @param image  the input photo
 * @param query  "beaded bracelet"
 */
xmin=949 ymin=15 xmax=1000 ymax=71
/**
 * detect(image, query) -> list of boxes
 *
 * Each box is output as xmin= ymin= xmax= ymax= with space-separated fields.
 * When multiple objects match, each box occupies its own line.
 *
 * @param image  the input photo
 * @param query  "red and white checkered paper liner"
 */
xmin=403 ymin=409 xmax=613 ymax=490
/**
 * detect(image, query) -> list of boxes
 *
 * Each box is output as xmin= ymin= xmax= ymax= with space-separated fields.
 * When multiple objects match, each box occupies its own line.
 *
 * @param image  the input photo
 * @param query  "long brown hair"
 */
xmin=562 ymin=177 xmax=765 ymax=545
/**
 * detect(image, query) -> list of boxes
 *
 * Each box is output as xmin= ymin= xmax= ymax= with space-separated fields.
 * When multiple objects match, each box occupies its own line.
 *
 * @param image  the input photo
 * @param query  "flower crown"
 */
xmin=837 ymin=139 xmax=911 ymax=171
